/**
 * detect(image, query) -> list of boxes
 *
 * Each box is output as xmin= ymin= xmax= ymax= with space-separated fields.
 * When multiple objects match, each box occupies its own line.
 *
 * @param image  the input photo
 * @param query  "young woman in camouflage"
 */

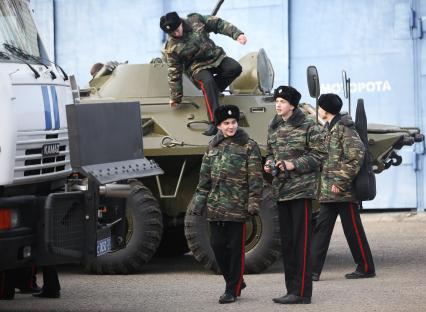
xmin=159 ymin=11 xmax=247 ymax=136
xmin=191 ymin=105 xmax=263 ymax=304
xmin=311 ymin=93 xmax=376 ymax=281
xmin=265 ymin=86 xmax=327 ymax=305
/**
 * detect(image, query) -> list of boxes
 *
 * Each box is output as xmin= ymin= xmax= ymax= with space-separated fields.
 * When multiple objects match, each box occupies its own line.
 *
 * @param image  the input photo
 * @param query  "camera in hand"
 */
xmin=268 ymin=161 xmax=280 ymax=177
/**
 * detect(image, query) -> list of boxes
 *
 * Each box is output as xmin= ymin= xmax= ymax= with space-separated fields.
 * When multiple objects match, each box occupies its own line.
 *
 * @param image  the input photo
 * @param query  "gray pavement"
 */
xmin=1 ymin=212 xmax=426 ymax=312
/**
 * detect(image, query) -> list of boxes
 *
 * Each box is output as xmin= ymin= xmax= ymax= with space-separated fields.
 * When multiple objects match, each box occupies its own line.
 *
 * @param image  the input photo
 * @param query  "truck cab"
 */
xmin=0 ymin=0 xmax=72 ymax=270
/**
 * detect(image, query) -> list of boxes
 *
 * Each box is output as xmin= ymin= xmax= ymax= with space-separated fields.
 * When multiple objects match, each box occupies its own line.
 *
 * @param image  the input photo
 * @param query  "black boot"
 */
xmin=202 ymin=123 xmax=218 ymax=136
xmin=33 ymin=289 xmax=60 ymax=298
xmin=345 ymin=270 xmax=376 ymax=279
xmin=0 ymin=270 xmax=15 ymax=300
xmin=273 ymin=294 xmax=311 ymax=304
xmin=219 ymin=293 xmax=236 ymax=304
xmin=0 ymin=289 xmax=14 ymax=300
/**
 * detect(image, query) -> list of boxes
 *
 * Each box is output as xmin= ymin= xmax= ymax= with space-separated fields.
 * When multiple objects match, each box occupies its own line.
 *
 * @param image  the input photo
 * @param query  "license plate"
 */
xmin=96 ymin=237 xmax=111 ymax=256
xmin=42 ymin=143 xmax=60 ymax=157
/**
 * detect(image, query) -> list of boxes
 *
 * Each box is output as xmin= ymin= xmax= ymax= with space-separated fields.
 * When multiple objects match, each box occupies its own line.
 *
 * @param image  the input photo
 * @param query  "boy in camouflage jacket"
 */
xmin=192 ymin=105 xmax=263 ymax=304
xmin=311 ymin=93 xmax=375 ymax=281
xmin=265 ymin=86 xmax=327 ymax=305
xmin=160 ymin=11 xmax=247 ymax=136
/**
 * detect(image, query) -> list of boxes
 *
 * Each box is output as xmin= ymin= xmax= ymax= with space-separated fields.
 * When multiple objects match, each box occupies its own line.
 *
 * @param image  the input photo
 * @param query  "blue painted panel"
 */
xmin=51 ymin=0 xmax=164 ymax=86
xmin=289 ymin=0 xmax=418 ymax=208
xmin=363 ymin=148 xmax=417 ymax=209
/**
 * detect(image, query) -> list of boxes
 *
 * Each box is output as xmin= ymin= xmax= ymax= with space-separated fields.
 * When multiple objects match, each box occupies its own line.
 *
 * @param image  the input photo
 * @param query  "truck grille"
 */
xmin=13 ymin=129 xmax=71 ymax=184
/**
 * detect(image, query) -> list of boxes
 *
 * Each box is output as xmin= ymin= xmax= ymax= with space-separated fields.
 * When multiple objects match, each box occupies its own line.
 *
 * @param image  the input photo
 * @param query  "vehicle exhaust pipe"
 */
xmin=71 ymin=184 xmax=132 ymax=198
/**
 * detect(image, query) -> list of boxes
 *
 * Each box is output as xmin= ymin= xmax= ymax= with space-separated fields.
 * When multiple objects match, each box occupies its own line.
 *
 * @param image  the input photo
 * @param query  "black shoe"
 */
xmin=272 ymin=294 xmax=290 ymax=303
xmin=0 ymin=291 xmax=14 ymax=300
xmin=273 ymin=294 xmax=311 ymax=304
xmin=33 ymin=290 xmax=60 ymax=298
xmin=18 ymin=285 xmax=42 ymax=294
xmin=202 ymin=124 xmax=218 ymax=136
xmin=219 ymin=293 xmax=236 ymax=304
xmin=236 ymin=280 xmax=246 ymax=297
xmin=312 ymin=273 xmax=320 ymax=281
xmin=345 ymin=270 xmax=376 ymax=279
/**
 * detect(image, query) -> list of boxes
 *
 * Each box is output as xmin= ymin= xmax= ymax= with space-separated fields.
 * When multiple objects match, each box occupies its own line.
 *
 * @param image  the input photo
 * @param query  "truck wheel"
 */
xmin=184 ymin=186 xmax=280 ymax=274
xmin=85 ymin=183 xmax=163 ymax=274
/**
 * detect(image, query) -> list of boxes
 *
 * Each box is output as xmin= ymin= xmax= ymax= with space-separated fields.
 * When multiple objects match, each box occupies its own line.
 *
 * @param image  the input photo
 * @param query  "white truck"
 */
xmin=0 ymin=0 xmax=162 ymax=271
xmin=0 ymin=0 xmax=74 ymax=270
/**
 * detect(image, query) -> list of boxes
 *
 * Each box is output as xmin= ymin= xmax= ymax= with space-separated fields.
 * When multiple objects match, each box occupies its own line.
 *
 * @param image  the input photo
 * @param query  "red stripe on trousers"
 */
xmin=197 ymin=80 xmax=214 ymax=121
xmin=235 ymin=223 xmax=246 ymax=296
xmin=349 ymin=202 xmax=369 ymax=273
xmin=300 ymin=200 xmax=308 ymax=297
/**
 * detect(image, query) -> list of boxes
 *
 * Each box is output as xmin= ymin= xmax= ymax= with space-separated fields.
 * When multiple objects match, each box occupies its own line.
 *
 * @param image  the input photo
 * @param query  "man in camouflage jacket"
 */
xmin=264 ymin=86 xmax=326 ymax=305
xmin=311 ymin=93 xmax=376 ymax=281
xmin=159 ymin=11 xmax=247 ymax=136
xmin=192 ymin=105 xmax=263 ymax=304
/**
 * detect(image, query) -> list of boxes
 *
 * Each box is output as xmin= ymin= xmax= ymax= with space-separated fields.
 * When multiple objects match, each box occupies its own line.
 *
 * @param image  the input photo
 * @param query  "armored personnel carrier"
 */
xmin=79 ymin=46 xmax=422 ymax=274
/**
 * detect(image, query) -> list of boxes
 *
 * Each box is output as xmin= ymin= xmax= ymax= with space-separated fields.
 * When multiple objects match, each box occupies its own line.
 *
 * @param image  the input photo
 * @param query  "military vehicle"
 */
xmin=78 ymin=1 xmax=423 ymax=275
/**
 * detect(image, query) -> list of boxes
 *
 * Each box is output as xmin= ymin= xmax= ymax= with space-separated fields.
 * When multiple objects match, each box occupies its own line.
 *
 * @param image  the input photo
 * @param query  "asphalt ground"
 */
xmin=1 ymin=212 xmax=426 ymax=312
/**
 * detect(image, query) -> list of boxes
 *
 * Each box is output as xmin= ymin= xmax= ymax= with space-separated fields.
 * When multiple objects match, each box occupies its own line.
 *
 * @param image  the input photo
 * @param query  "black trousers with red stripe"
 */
xmin=311 ymin=202 xmax=375 ymax=276
xmin=210 ymin=221 xmax=245 ymax=296
xmin=0 ymin=270 xmax=15 ymax=299
xmin=277 ymin=199 xmax=312 ymax=298
xmin=193 ymin=57 xmax=242 ymax=123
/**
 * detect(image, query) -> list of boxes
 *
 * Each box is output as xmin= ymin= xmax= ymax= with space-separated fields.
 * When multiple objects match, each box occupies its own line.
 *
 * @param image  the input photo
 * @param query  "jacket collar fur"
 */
xmin=269 ymin=107 xmax=306 ymax=130
xmin=210 ymin=128 xmax=249 ymax=148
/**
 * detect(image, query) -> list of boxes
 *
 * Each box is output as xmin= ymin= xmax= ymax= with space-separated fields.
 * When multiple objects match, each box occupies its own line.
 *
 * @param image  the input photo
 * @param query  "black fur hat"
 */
xmin=214 ymin=105 xmax=240 ymax=125
xmin=318 ymin=93 xmax=343 ymax=115
xmin=160 ymin=12 xmax=181 ymax=33
xmin=273 ymin=85 xmax=301 ymax=107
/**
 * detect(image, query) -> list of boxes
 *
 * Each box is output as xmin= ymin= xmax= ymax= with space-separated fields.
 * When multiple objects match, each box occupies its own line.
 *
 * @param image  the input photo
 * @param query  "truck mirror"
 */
xmin=307 ymin=66 xmax=320 ymax=98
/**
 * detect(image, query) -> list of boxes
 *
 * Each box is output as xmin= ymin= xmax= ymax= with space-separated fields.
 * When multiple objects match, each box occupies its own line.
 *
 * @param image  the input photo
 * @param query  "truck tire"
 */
xmin=85 ymin=183 xmax=163 ymax=274
xmin=184 ymin=186 xmax=280 ymax=274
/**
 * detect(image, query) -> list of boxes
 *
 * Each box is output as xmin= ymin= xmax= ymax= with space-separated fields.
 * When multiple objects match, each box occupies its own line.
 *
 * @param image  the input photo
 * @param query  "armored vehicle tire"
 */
xmin=184 ymin=187 xmax=281 ymax=274
xmin=155 ymin=224 xmax=189 ymax=257
xmin=85 ymin=183 xmax=163 ymax=274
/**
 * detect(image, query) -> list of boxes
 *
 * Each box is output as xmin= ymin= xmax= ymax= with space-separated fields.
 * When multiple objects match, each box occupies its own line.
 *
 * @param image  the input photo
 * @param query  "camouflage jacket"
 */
xmin=266 ymin=108 xmax=327 ymax=201
xmin=163 ymin=13 xmax=243 ymax=102
xmin=193 ymin=128 xmax=263 ymax=222
xmin=319 ymin=113 xmax=365 ymax=203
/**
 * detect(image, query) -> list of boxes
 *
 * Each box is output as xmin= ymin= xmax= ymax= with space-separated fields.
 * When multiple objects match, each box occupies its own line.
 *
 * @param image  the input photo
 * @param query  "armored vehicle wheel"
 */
xmin=184 ymin=186 xmax=280 ymax=274
xmin=155 ymin=223 xmax=189 ymax=257
xmin=85 ymin=182 xmax=163 ymax=274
